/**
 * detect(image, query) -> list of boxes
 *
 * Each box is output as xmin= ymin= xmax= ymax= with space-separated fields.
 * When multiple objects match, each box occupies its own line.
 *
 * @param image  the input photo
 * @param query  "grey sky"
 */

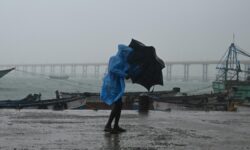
xmin=0 ymin=0 xmax=250 ymax=64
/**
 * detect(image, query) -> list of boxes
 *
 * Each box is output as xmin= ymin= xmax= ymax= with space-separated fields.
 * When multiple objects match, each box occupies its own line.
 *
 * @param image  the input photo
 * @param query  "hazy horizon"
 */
xmin=1 ymin=0 xmax=250 ymax=64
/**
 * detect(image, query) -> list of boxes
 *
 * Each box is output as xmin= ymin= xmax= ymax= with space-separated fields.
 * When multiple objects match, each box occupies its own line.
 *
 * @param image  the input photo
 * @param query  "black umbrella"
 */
xmin=127 ymin=39 xmax=165 ymax=91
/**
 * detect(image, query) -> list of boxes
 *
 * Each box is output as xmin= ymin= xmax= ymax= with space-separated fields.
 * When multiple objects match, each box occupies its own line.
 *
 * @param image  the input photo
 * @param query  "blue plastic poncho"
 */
xmin=100 ymin=45 xmax=133 ymax=105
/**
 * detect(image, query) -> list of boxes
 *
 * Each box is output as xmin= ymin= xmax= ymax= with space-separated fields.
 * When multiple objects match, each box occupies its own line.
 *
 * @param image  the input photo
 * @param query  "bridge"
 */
xmin=1 ymin=60 xmax=250 ymax=81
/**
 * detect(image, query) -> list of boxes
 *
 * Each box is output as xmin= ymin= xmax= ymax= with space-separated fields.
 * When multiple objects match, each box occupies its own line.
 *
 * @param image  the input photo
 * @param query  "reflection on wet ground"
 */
xmin=104 ymin=133 xmax=121 ymax=149
xmin=0 ymin=109 xmax=250 ymax=149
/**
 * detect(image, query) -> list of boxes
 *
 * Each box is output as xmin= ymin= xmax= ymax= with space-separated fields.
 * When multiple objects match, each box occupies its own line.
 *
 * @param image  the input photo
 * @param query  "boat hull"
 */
xmin=60 ymin=89 xmax=179 ymax=110
xmin=0 ymin=97 xmax=86 ymax=110
xmin=49 ymin=75 xmax=69 ymax=80
xmin=212 ymin=80 xmax=250 ymax=101
xmin=152 ymin=93 xmax=227 ymax=111
xmin=0 ymin=68 xmax=15 ymax=78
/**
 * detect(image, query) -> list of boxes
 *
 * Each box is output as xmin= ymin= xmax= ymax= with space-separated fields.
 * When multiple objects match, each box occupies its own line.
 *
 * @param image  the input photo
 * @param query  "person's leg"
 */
xmin=113 ymin=99 xmax=126 ymax=132
xmin=104 ymin=99 xmax=120 ymax=131
xmin=114 ymin=99 xmax=122 ymax=128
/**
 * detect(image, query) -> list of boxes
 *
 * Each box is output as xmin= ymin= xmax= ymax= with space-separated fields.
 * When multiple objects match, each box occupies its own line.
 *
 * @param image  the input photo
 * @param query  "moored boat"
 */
xmin=60 ymin=88 xmax=180 ymax=110
xmin=49 ymin=75 xmax=69 ymax=80
xmin=152 ymin=93 xmax=228 ymax=111
xmin=212 ymin=42 xmax=250 ymax=102
xmin=60 ymin=87 xmax=180 ymax=99
xmin=0 ymin=94 xmax=86 ymax=110
xmin=0 ymin=68 xmax=15 ymax=78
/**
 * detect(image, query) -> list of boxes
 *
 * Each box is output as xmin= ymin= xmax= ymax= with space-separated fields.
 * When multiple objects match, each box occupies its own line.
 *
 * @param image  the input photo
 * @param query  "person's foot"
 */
xmin=104 ymin=126 xmax=112 ymax=132
xmin=113 ymin=126 xmax=126 ymax=132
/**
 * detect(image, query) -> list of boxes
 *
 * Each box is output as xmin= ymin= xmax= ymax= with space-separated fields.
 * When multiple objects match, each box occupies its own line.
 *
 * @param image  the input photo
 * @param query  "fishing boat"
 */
xmin=152 ymin=93 xmax=227 ymax=111
xmin=0 ymin=68 xmax=15 ymax=78
xmin=60 ymin=88 xmax=180 ymax=99
xmin=60 ymin=88 xmax=180 ymax=110
xmin=212 ymin=41 xmax=250 ymax=102
xmin=0 ymin=94 xmax=86 ymax=110
xmin=49 ymin=74 xmax=69 ymax=80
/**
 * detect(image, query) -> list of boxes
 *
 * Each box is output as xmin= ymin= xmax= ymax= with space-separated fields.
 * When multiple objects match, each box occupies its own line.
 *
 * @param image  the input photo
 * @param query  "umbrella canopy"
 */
xmin=127 ymin=39 xmax=165 ymax=91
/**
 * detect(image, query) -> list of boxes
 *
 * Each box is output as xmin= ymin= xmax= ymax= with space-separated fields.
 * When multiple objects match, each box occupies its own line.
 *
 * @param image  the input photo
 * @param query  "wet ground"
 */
xmin=0 ymin=109 xmax=250 ymax=150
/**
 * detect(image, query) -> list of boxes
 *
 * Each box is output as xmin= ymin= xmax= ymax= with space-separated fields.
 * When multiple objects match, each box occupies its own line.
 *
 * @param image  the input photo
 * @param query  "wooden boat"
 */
xmin=49 ymin=75 xmax=69 ymax=80
xmin=152 ymin=93 xmax=228 ymax=111
xmin=59 ymin=88 xmax=229 ymax=111
xmin=0 ymin=94 xmax=86 ymax=110
xmin=0 ymin=68 xmax=15 ymax=78
xmin=60 ymin=88 xmax=180 ymax=110
xmin=60 ymin=87 xmax=180 ymax=98
xmin=237 ymin=102 xmax=250 ymax=112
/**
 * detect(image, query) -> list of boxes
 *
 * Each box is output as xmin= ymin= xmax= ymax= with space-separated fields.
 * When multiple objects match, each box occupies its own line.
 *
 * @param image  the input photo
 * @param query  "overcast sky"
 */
xmin=0 ymin=0 xmax=250 ymax=64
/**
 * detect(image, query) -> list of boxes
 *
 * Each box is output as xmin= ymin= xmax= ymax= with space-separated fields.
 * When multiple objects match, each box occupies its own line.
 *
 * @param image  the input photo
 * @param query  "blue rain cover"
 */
xmin=100 ymin=45 xmax=133 ymax=105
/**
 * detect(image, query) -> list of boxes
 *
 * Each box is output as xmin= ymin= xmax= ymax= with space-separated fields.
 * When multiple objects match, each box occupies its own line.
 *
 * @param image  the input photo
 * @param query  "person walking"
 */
xmin=100 ymin=44 xmax=132 ymax=133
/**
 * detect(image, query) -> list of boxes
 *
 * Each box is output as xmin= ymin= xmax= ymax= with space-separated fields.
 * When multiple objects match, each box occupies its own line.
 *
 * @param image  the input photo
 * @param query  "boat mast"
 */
xmin=225 ymin=43 xmax=241 ymax=81
xmin=224 ymin=44 xmax=232 ymax=82
xmin=216 ymin=35 xmax=248 ymax=82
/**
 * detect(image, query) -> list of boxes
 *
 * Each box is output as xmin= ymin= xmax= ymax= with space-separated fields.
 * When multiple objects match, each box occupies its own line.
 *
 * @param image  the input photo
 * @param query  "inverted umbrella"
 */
xmin=127 ymin=39 xmax=165 ymax=91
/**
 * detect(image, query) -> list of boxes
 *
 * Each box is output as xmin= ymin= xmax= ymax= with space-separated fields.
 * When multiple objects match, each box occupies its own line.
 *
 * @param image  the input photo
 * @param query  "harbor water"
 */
xmin=1 ymin=72 xmax=250 ymax=150
xmin=0 ymin=73 xmax=212 ymax=100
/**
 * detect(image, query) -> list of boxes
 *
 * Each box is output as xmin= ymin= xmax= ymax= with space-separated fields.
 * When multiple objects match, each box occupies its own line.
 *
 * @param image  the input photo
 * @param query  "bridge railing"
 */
xmin=1 ymin=60 xmax=250 ymax=81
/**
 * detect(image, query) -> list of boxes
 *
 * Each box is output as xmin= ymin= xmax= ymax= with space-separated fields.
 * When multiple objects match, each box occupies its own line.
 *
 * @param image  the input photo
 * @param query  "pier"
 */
xmin=1 ymin=60 xmax=250 ymax=81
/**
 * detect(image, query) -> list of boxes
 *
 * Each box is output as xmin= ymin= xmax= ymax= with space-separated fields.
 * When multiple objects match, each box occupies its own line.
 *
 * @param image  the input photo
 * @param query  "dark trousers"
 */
xmin=106 ymin=98 xmax=122 ymax=128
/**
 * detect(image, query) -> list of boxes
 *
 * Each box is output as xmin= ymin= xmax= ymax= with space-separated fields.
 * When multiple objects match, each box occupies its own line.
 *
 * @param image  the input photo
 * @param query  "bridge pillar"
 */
xmin=31 ymin=65 xmax=36 ymax=73
xmin=82 ymin=65 xmax=87 ymax=77
xmin=22 ymin=66 xmax=28 ymax=72
xmin=15 ymin=65 xmax=21 ymax=76
xmin=50 ymin=65 xmax=55 ymax=74
xmin=60 ymin=65 xmax=65 ymax=74
xmin=22 ymin=66 xmax=28 ymax=75
xmin=71 ymin=65 xmax=76 ymax=76
xmin=94 ymin=65 xmax=100 ymax=77
xmin=40 ymin=65 xmax=45 ymax=74
xmin=166 ymin=64 xmax=172 ymax=81
xmin=202 ymin=64 xmax=208 ymax=81
xmin=184 ymin=64 xmax=189 ymax=81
